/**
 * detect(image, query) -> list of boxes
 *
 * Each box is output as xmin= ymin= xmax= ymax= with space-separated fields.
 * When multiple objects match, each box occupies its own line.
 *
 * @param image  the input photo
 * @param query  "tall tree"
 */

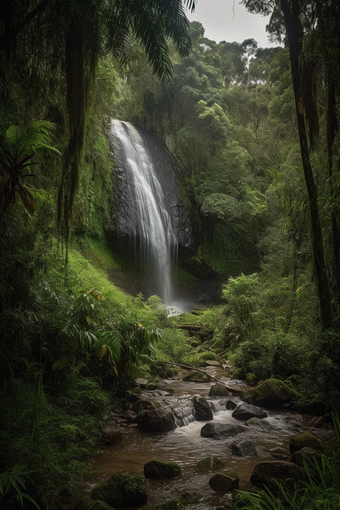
xmin=243 ymin=0 xmax=335 ymax=330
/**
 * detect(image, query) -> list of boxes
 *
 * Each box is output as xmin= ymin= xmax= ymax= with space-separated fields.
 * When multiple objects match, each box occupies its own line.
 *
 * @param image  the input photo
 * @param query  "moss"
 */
xmin=144 ymin=460 xmax=182 ymax=479
xmin=231 ymin=367 xmax=246 ymax=380
xmin=289 ymin=431 xmax=325 ymax=454
xmin=251 ymin=378 xmax=299 ymax=408
xmin=90 ymin=471 xmax=147 ymax=507
xmin=246 ymin=372 xmax=258 ymax=386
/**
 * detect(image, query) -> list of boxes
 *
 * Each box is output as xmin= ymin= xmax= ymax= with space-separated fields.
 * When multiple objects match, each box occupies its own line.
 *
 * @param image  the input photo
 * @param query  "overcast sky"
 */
xmin=185 ymin=0 xmax=274 ymax=48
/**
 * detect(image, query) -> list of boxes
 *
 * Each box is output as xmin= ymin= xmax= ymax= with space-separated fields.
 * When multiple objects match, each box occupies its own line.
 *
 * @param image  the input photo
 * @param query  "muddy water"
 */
xmin=86 ymin=366 xmax=314 ymax=509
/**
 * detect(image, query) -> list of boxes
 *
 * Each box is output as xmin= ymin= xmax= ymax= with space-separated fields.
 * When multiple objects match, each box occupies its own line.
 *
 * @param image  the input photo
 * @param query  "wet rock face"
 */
xmin=110 ymin=122 xmax=196 ymax=251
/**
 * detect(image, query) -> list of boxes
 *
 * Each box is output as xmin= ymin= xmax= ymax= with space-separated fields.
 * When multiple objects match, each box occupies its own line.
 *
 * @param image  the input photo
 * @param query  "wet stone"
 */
xmin=209 ymin=472 xmax=239 ymax=492
xmin=200 ymin=422 xmax=244 ymax=439
xmin=229 ymin=440 xmax=257 ymax=457
xmin=192 ymin=396 xmax=213 ymax=421
xmin=196 ymin=457 xmax=225 ymax=472
xmin=232 ymin=403 xmax=267 ymax=421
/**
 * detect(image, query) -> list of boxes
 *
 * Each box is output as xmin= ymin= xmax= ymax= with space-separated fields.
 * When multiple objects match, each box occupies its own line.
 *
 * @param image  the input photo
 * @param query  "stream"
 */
xmin=84 ymin=365 xmax=322 ymax=509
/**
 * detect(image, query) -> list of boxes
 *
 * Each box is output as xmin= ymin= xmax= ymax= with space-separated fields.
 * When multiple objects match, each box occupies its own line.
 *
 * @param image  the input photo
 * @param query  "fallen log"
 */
xmin=151 ymin=360 xmax=243 ymax=394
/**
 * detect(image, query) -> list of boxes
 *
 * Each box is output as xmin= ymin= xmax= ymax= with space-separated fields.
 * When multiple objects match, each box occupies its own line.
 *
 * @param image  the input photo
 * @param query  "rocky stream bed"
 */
xmin=74 ymin=363 xmax=335 ymax=510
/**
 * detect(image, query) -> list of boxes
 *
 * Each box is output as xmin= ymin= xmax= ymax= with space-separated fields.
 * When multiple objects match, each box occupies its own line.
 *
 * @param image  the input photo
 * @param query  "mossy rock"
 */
xmin=248 ymin=378 xmax=299 ymax=408
xmin=197 ymin=351 xmax=220 ymax=362
xmin=75 ymin=497 xmax=115 ymax=510
xmin=131 ymin=399 xmax=160 ymax=414
xmin=144 ymin=460 xmax=182 ymax=479
xmin=182 ymin=371 xmax=213 ymax=383
xmin=231 ymin=368 xmax=246 ymax=380
xmin=289 ymin=431 xmax=325 ymax=454
xmin=90 ymin=471 xmax=147 ymax=507
xmin=196 ymin=457 xmax=225 ymax=472
xmin=209 ymin=384 xmax=230 ymax=397
xmin=245 ymin=372 xmax=258 ymax=387
xmin=142 ymin=500 xmax=183 ymax=510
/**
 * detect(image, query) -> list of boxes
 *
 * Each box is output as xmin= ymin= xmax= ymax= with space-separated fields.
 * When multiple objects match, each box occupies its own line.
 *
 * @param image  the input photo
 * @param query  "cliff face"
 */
xmin=110 ymin=121 xmax=196 ymax=252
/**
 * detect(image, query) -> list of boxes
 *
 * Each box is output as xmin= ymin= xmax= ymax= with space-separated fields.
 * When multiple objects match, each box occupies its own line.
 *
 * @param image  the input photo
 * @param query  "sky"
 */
xmin=185 ymin=0 xmax=274 ymax=48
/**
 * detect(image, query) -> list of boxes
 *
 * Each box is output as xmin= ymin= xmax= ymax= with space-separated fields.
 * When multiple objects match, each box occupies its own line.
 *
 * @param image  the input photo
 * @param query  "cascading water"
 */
xmin=112 ymin=120 xmax=177 ymax=305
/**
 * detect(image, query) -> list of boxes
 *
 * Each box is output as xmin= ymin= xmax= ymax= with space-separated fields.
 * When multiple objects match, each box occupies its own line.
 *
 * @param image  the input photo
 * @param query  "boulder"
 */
xmin=102 ymin=426 xmax=123 ymax=445
xmin=291 ymin=447 xmax=322 ymax=467
xmin=247 ymin=378 xmax=297 ymax=408
xmin=142 ymin=500 xmax=183 ymax=510
xmin=209 ymin=472 xmax=239 ymax=492
xmin=250 ymin=461 xmax=306 ymax=493
xmin=144 ymin=461 xmax=182 ymax=479
xmin=232 ymin=403 xmax=267 ymax=421
xmin=196 ymin=457 xmax=225 ymax=472
xmin=289 ymin=431 xmax=325 ymax=454
xmin=192 ymin=396 xmax=213 ymax=421
xmin=138 ymin=409 xmax=176 ymax=432
xmin=200 ymin=422 xmax=244 ymax=439
xmin=209 ymin=384 xmax=231 ymax=397
xmin=182 ymin=371 xmax=213 ymax=383
xmin=146 ymin=382 xmax=157 ymax=390
xmin=229 ymin=440 xmax=257 ymax=457
xmin=225 ymin=400 xmax=238 ymax=411
xmin=90 ymin=471 xmax=147 ymax=507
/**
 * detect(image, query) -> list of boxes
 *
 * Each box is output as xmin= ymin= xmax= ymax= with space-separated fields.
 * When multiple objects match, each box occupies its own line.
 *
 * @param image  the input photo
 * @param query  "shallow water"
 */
xmin=84 ymin=367 xmax=314 ymax=509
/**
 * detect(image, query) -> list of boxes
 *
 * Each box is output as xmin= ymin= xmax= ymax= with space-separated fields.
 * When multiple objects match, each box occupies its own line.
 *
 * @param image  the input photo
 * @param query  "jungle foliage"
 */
xmin=1 ymin=0 xmax=340 ymax=508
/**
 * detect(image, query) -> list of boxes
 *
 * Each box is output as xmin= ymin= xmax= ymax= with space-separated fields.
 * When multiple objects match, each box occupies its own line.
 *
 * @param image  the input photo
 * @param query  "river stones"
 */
xmin=196 ymin=457 xmax=225 ymax=471
xmin=250 ymin=461 xmax=306 ymax=493
xmin=209 ymin=472 xmax=239 ymax=492
xmin=200 ymin=422 xmax=244 ymax=439
xmin=229 ymin=440 xmax=257 ymax=457
xmin=245 ymin=417 xmax=278 ymax=431
xmin=245 ymin=378 xmax=298 ymax=409
xmin=102 ymin=425 xmax=123 ymax=445
xmin=138 ymin=408 xmax=176 ymax=432
xmin=192 ymin=396 xmax=213 ymax=421
xmin=209 ymin=384 xmax=231 ymax=397
xmin=144 ymin=460 xmax=182 ymax=479
xmin=90 ymin=471 xmax=147 ymax=507
xmin=182 ymin=371 xmax=213 ymax=383
xmin=289 ymin=431 xmax=325 ymax=454
xmin=232 ymin=403 xmax=267 ymax=421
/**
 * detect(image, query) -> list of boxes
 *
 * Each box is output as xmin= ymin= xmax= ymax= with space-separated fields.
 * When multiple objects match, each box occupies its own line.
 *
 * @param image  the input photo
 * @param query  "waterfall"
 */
xmin=111 ymin=120 xmax=177 ymax=305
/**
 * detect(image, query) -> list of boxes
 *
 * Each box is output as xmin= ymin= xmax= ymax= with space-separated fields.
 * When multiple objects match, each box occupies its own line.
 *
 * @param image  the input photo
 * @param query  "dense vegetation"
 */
xmin=1 ymin=0 xmax=340 ymax=509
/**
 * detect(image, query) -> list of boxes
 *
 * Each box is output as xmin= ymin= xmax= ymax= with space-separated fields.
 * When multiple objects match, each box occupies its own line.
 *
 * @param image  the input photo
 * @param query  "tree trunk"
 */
xmin=280 ymin=0 xmax=332 ymax=330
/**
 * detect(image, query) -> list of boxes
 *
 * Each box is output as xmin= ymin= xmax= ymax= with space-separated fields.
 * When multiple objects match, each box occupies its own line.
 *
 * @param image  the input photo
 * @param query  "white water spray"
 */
xmin=112 ymin=120 xmax=177 ymax=305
